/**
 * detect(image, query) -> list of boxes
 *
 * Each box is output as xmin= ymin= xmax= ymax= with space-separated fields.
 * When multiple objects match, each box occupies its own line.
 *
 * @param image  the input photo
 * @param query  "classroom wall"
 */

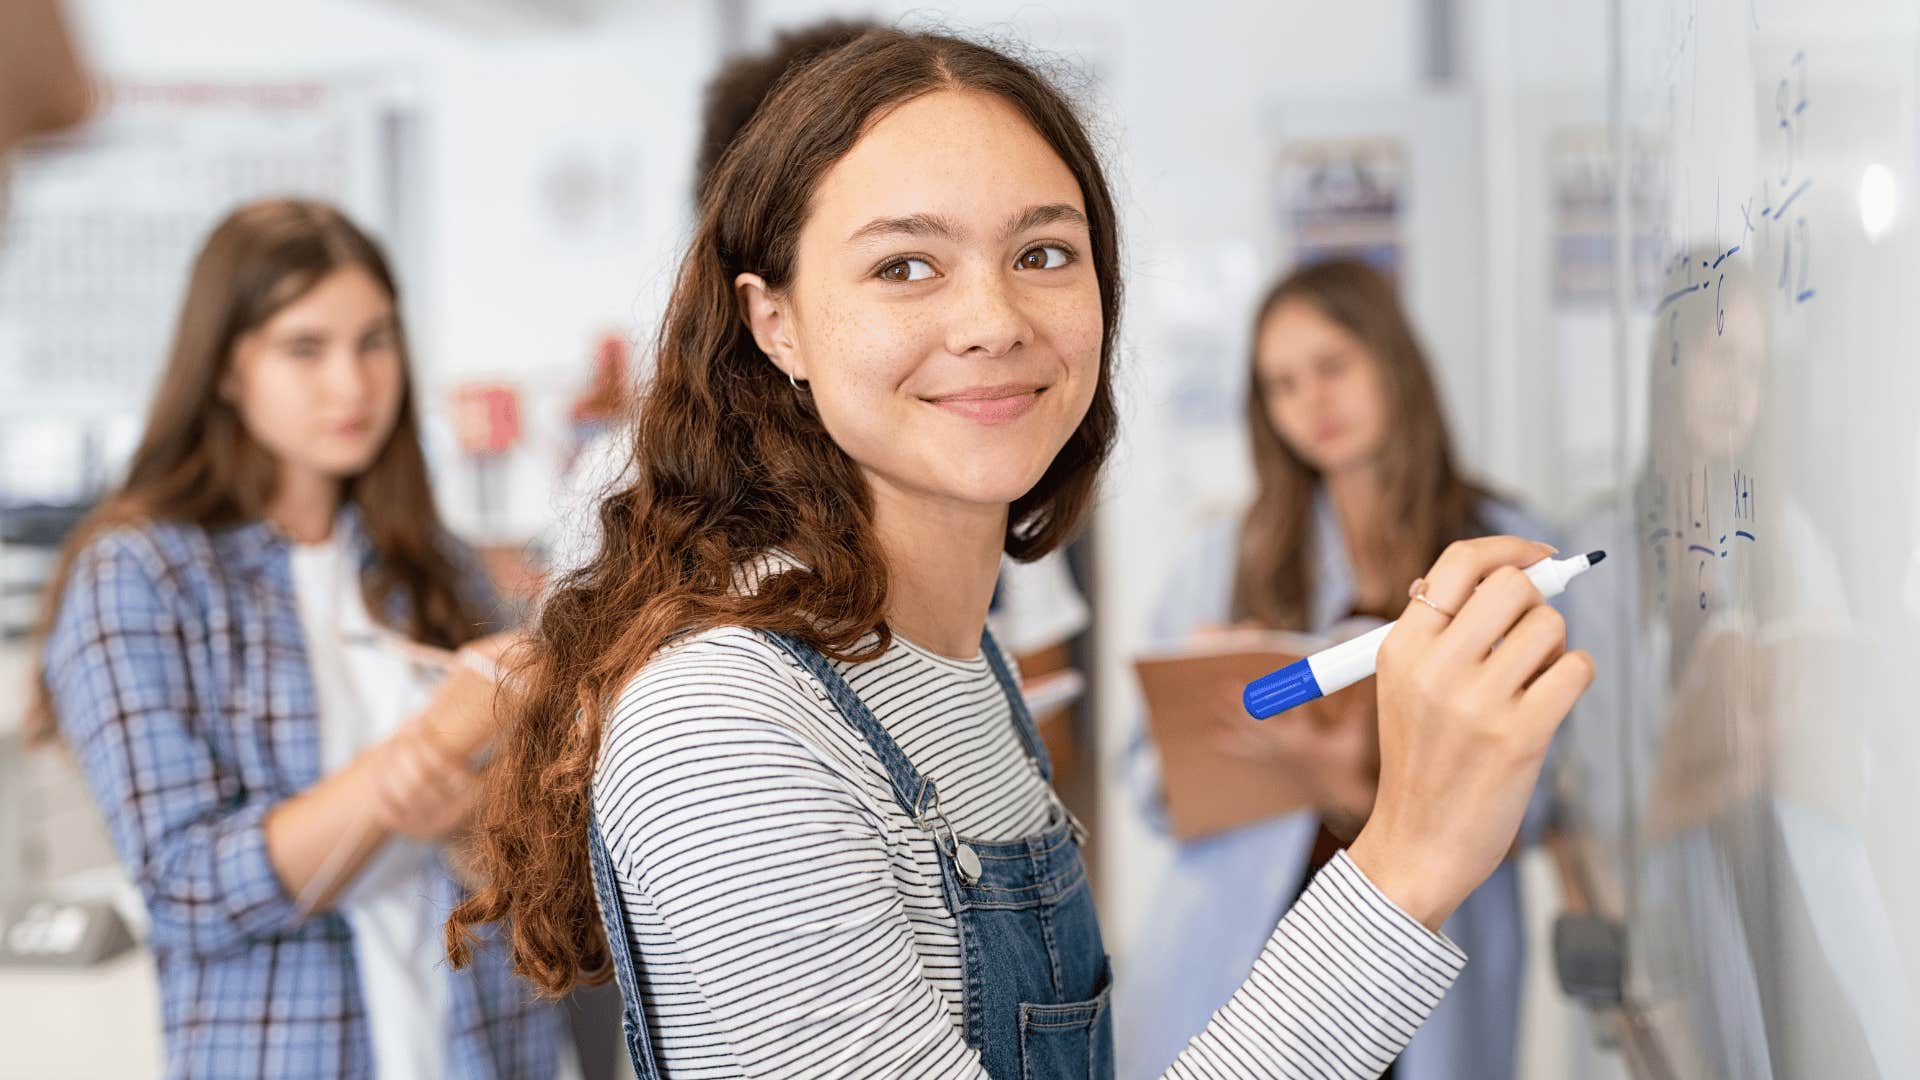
xmin=40 ymin=7 xmax=1623 ymax=1075
xmin=82 ymin=0 xmax=1448 ymax=970
xmin=62 ymin=2 xmax=1446 ymax=950
xmin=66 ymin=0 xmax=717 ymax=541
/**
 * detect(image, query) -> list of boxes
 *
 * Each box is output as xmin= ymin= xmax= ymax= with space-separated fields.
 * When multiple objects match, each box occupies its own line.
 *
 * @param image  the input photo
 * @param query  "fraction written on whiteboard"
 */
xmin=1644 ymin=463 xmax=1760 ymax=611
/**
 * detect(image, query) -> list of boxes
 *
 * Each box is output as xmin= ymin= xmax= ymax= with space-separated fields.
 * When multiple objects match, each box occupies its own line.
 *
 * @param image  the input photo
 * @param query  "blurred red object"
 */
xmin=450 ymin=383 xmax=521 ymax=456
xmin=569 ymin=333 xmax=632 ymax=425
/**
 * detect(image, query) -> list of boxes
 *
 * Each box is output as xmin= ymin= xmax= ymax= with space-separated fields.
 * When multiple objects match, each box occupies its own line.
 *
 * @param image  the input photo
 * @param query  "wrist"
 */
xmin=345 ymin=744 xmax=400 ymax=829
xmin=1346 ymin=826 xmax=1458 ymax=932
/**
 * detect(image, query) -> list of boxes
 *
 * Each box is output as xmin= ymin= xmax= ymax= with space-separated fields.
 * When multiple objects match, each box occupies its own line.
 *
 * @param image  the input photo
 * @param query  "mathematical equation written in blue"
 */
xmin=1654 ymin=50 xmax=1816 ymax=365
xmin=1645 ymin=463 xmax=1760 ymax=611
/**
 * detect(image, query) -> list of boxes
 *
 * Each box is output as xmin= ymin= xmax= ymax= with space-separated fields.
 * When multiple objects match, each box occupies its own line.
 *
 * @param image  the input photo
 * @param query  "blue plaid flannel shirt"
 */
xmin=43 ymin=510 xmax=567 ymax=1079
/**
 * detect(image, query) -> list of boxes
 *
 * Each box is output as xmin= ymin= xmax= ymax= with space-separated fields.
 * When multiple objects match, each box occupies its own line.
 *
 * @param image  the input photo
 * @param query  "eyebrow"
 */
xmin=1005 ymin=203 xmax=1088 ymax=236
xmin=271 ymin=313 xmax=396 ymax=346
xmin=847 ymin=212 xmax=963 ymax=245
xmin=846 ymin=203 xmax=1089 ymax=246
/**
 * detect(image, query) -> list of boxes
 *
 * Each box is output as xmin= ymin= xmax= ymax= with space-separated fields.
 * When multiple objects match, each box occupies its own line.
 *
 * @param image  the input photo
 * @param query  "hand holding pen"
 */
xmin=1338 ymin=537 xmax=1599 ymax=933
xmin=389 ymin=630 xmax=527 ymax=761
xmin=284 ymin=630 xmax=528 ymax=915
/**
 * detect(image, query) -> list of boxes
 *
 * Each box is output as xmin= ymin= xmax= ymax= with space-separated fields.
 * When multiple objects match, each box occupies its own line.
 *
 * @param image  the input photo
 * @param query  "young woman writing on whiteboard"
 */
xmin=450 ymin=29 xmax=1593 ymax=1080
xmin=34 ymin=200 xmax=575 ymax=1079
xmin=1117 ymin=258 xmax=1557 ymax=1080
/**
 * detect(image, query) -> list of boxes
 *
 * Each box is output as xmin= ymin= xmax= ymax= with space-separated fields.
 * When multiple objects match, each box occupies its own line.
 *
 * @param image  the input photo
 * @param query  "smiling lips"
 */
xmin=925 ymin=382 xmax=1046 ymax=425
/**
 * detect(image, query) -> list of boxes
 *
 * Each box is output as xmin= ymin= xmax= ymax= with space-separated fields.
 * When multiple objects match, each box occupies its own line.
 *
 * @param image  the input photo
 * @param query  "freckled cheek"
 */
xmin=809 ymin=305 xmax=938 ymax=407
xmin=1037 ymin=291 xmax=1104 ymax=392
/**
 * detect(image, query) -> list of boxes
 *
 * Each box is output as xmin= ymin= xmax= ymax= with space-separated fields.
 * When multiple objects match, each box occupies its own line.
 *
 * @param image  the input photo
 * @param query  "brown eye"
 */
xmin=877 ymin=257 xmax=933 ymax=283
xmin=1016 ymin=245 xmax=1070 ymax=271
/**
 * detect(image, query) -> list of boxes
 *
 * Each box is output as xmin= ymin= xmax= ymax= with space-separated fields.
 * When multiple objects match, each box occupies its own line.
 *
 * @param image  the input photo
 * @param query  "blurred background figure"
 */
xmin=1115 ymin=258 xmax=1555 ymax=1080
xmin=35 ymin=199 xmax=576 ymax=1080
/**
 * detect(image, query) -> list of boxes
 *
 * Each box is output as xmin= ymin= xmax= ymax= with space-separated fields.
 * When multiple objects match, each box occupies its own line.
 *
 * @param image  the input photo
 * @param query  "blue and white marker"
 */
xmin=1242 ymin=551 xmax=1607 ymax=720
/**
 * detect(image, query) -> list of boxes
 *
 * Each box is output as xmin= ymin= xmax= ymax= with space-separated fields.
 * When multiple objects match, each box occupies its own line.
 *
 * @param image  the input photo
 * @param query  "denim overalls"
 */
xmin=587 ymin=629 xmax=1114 ymax=1079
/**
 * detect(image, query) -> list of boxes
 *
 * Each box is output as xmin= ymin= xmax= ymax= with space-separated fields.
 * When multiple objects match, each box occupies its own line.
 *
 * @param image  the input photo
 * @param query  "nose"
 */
xmin=1304 ymin=371 xmax=1339 ymax=414
xmin=944 ymin=263 xmax=1032 ymax=359
xmin=322 ymin=347 xmax=373 ymax=405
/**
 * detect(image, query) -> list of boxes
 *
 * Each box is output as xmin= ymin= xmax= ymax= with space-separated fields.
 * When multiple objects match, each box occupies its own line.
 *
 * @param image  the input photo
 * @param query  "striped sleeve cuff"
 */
xmin=1270 ymin=851 xmax=1467 ymax=1068
xmin=1315 ymin=850 xmax=1466 ymax=966
xmin=1320 ymin=849 xmax=1466 ymax=949
xmin=1166 ymin=850 xmax=1470 ymax=1079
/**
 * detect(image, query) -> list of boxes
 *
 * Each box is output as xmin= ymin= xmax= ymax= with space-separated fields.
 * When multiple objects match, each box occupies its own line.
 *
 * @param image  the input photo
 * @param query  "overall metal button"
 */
xmin=954 ymin=842 xmax=983 ymax=884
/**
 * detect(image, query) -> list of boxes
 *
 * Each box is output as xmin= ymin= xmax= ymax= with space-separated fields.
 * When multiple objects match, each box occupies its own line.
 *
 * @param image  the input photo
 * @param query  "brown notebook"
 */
xmin=1133 ymin=629 xmax=1330 ymax=841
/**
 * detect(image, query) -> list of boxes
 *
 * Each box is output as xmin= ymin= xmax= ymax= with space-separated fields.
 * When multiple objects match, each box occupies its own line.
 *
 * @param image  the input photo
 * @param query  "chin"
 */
xmin=313 ymin=447 xmax=385 ymax=480
xmin=950 ymin=478 xmax=1049 ymax=508
xmin=937 ymin=458 xmax=1055 ymax=507
xmin=1317 ymin=429 xmax=1386 ymax=472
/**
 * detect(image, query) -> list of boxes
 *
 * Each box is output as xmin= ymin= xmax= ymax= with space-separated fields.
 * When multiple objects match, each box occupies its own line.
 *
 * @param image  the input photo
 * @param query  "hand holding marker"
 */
xmin=1243 ymin=550 xmax=1607 ymax=720
xmin=292 ymin=630 xmax=519 ymax=916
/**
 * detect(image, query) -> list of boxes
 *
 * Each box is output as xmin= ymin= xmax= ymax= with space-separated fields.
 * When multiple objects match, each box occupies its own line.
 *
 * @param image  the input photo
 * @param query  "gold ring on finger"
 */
xmin=1407 ymin=578 xmax=1460 ymax=620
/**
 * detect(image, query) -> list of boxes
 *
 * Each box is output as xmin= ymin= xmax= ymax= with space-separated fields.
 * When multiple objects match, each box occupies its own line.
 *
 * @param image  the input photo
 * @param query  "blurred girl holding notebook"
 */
xmin=1117 ymin=258 xmax=1556 ymax=1080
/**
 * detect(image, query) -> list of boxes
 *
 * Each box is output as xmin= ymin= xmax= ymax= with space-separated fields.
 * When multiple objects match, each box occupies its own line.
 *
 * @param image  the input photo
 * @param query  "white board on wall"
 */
xmin=1557 ymin=1 xmax=1920 ymax=1075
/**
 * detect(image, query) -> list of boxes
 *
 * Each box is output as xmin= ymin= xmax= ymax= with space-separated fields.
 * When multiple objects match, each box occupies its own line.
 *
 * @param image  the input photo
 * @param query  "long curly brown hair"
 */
xmin=446 ymin=28 xmax=1123 ymax=996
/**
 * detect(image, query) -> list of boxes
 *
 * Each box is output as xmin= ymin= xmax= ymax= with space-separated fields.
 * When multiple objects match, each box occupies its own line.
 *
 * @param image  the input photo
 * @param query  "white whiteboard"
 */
xmin=1558 ymin=1 xmax=1920 ymax=1075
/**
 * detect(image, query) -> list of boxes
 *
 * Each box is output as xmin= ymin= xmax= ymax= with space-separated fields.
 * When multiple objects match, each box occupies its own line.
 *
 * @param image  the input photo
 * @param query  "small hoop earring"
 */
xmin=789 ymin=372 xmax=809 ymax=392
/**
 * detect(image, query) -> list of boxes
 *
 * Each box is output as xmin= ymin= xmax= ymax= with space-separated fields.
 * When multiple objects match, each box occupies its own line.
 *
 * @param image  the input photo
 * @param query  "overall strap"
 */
xmin=976 ymin=629 xmax=1054 ymax=783
xmin=758 ymin=630 xmax=942 ymax=822
xmin=586 ymin=813 xmax=663 ymax=1079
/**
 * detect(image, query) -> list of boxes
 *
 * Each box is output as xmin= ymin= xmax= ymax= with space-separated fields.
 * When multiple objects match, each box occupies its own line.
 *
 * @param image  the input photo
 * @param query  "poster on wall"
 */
xmin=1548 ymin=127 xmax=1669 ymax=306
xmin=1549 ymin=128 xmax=1616 ymax=306
xmin=1273 ymin=137 xmax=1406 ymax=278
xmin=1547 ymin=128 xmax=1669 ymax=506
xmin=0 ymin=80 xmax=405 ymax=412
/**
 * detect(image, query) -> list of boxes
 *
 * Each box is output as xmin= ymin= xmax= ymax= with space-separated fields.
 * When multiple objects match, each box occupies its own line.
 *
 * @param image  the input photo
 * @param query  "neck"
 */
xmin=867 ymin=477 xmax=1005 ymax=660
xmin=267 ymin=466 xmax=342 ymax=544
xmin=1324 ymin=464 xmax=1383 ymax=557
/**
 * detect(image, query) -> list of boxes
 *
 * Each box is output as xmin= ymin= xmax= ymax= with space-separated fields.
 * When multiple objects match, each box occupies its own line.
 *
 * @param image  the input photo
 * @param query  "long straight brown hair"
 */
xmin=446 ymin=28 xmax=1122 ymax=995
xmin=28 ymin=199 xmax=485 ymax=741
xmin=1231 ymin=258 xmax=1489 ymax=629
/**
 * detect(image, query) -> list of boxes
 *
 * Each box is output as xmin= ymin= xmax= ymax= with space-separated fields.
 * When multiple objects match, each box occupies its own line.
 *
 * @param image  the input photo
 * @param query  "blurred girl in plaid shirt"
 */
xmin=32 ymin=199 xmax=575 ymax=1079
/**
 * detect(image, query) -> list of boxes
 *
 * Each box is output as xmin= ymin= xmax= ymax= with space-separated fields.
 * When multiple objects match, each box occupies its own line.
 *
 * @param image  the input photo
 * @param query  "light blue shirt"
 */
xmin=1114 ymin=489 xmax=1556 ymax=1080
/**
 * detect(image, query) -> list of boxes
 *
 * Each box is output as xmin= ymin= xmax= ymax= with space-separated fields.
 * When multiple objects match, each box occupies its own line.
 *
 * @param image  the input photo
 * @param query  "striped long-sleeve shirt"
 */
xmin=593 ymin=625 xmax=1467 ymax=1079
